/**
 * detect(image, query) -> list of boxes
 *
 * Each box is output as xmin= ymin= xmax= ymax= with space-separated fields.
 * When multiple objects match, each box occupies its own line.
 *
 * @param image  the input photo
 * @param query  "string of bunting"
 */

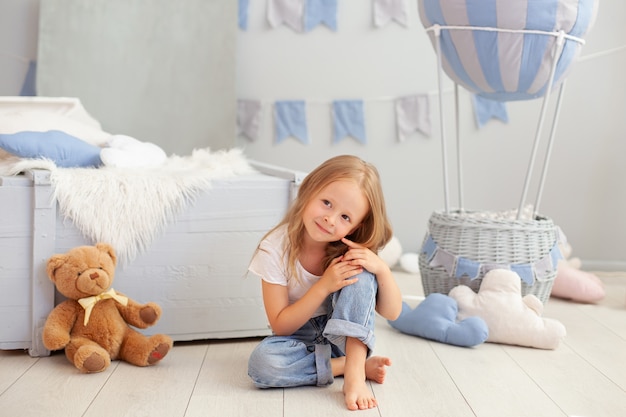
xmin=238 ymin=0 xmax=410 ymax=32
xmin=237 ymin=93 xmax=507 ymax=144
xmin=420 ymin=234 xmax=564 ymax=286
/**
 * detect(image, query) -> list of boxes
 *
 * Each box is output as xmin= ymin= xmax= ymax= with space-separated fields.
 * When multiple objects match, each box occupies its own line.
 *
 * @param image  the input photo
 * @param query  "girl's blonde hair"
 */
xmin=261 ymin=155 xmax=392 ymax=282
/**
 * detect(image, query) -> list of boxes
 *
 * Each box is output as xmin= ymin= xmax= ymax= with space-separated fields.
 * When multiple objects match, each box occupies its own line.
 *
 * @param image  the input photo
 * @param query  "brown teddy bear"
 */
xmin=42 ymin=242 xmax=173 ymax=373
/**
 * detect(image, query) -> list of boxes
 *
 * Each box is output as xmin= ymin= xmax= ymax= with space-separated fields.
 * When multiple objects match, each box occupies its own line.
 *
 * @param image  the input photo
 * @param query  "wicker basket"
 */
xmin=419 ymin=210 xmax=561 ymax=303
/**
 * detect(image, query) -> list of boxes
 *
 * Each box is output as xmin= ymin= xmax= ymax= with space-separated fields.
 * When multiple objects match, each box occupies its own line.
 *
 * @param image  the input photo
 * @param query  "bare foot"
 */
xmin=343 ymin=356 xmax=391 ymax=409
xmin=343 ymin=374 xmax=377 ymax=411
xmin=343 ymin=338 xmax=379 ymax=411
xmin=365 ymin=356 xmax=391 ymax=384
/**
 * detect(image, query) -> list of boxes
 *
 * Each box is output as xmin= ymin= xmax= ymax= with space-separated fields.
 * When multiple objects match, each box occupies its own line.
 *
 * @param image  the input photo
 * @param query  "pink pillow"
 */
xmin=550 ymin=262 xmax=605 ymax=303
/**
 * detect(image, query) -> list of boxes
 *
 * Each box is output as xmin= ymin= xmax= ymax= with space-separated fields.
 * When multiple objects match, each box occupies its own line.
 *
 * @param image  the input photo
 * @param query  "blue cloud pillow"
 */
xmin=0 ymin=130 xmax=102 ymax=168
xmin=388 ymin=294 xmax=489 ymax=347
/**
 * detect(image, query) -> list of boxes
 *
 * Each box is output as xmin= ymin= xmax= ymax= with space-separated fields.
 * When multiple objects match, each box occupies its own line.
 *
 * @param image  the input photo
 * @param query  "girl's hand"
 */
xmin=342 ymin=238 xmax=402 ymax=321
xmin=341 ymin=238 xmax=389 ymax=276
xmin=317 ymin=256 xmax=362 ymax=294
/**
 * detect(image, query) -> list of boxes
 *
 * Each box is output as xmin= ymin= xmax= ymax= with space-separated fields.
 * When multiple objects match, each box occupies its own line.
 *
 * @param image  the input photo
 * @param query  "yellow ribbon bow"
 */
xmin=78 ymin=288 xmax=128 ymax=326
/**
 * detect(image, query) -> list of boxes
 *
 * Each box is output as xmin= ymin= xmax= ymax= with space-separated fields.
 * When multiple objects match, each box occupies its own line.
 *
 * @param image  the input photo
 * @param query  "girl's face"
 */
xmin=302 ymin=180 xmax=369 ymax=244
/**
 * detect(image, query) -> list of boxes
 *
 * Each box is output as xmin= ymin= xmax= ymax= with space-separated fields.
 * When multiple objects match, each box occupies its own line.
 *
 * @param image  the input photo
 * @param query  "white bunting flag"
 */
xmin=268 ymin=0 xmax=305 ymax=32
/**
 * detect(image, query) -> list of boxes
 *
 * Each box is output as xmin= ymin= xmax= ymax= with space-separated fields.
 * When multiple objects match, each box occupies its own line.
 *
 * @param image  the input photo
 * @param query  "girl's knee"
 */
xmin=343 ymin=270 xmax=378 ymax=295
xmin=249 ymin=339 xmax=284 ymax=371
xmin=248 ymin=337 xmax=305 ymax=377
xmin=248 ymin=343 xmax=277 ymax=387
xmin=354 ymin=270 xmax=376 ymax=283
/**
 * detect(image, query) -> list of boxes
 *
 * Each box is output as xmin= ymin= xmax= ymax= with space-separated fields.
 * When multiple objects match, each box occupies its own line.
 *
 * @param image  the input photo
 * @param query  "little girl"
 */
xmin=247 ymin=155 xmax=402 ymax=411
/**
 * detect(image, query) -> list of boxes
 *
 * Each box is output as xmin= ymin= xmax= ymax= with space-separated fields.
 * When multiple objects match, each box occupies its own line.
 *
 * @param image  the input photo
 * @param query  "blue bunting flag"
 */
xmin=423 ymin=233 xmax=563 ymax=285
xmin=332 ymin=100 xmax=366 ymax=144
xmin=510 ymin=264 xmax=535 ymax=286
xmin=275 ymin=100 xmax=309 ymax=144
xmin=421 ymin=234 xmax=437 ymax=262
xmin=472 ymin=94 xmax=509 ymax=128
xmin=238 ymin=0 xmax=250 ymax=30
xmin=455 ymin=257 xmax=481 ymax=280
xmin=20 ymin=60 xmax=37 ymax=97
xmin=305 ymin=0 xmax=338 ymax=31
xmin=550 ymin=244 xmax=563 ymax=268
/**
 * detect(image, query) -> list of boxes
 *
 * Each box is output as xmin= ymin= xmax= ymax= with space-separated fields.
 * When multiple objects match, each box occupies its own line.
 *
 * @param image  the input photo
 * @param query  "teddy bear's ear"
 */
xmin=96 ymin=242 xmax=117 ymax=266
xmin=46 ymin=255 xmax=67 ymax=282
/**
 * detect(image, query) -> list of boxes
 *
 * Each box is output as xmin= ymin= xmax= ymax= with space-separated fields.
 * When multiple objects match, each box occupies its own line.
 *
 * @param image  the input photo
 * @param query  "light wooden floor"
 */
xmin=1 ymin=271 xmax=625 ymax=417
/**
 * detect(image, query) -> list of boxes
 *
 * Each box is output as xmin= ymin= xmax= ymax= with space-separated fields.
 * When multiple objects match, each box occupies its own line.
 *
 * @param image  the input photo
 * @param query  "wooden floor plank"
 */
xmin=577 ymin=301 xmax=626 ymax=340
xmin=372 ymin=320 xmax=477 ymax=417
xmin=430 ymin=341 xmax=566 ymax=417
xmin=83 ymin=342 xmax=207 ymax=417
xmin=0 ymin=349 xmax=38 ymax=394
xmin=596 ymin=274 xmax=626 ymax=304
xmin=0 ymin=352 xmax=118 ymax=417
xmin=505 ymin=343 xmax=626 ymax=417
xmin=185 ymin=339 xmax=283 ymax=417
xmin=283 ymin=382 xmax=381 ymax=417
xmin=0 ymin=271 xmax=624 ymax=417
xmin=544 ymin=298 xmax=626 ymax=390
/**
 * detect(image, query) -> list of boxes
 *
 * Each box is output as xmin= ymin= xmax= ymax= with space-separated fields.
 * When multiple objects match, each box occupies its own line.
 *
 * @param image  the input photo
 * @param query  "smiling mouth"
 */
xmin=315 ymin=221 xmax=330 ymax=234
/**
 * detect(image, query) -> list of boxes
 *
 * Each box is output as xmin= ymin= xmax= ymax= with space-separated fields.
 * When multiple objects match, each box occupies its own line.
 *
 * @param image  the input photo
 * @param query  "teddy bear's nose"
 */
xmin=90 ymin=272 xmax=99 ymax=280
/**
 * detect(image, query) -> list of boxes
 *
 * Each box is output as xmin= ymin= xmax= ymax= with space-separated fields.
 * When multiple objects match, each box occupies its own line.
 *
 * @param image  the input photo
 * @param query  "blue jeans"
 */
xmin=248 ymin=270 xmax=378 ymax=388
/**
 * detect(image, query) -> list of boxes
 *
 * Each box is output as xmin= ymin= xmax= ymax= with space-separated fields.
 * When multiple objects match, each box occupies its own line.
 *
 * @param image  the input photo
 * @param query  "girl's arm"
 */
xmin=262 ymin=257 xmax=363 ymax=336
xmin=341 ymin=238 xmax=403 ymax=321
xmin=371 ymin=266 xmax=403 ymax=321
xmin=261 ymin=280 xmax=327 ymax=336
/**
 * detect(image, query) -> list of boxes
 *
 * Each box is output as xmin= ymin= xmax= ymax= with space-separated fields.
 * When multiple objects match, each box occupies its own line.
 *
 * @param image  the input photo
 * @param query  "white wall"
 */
xmin=1 ymin=0 xmax=625 ymax=268
xmin=35 ymin=0 xmax=237 ymax=155
xmin=236 ymin=1 xmax=626 ymax=269
xmin=0 ymin=0 xmax=39 ymax=95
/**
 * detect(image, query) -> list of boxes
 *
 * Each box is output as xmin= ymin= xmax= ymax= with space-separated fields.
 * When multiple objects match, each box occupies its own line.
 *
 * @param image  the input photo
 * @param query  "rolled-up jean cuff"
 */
xmin=323 ymin=319 xmax=376 ymax=355
xmin=315 ymin=343 xmax=333 ymax=386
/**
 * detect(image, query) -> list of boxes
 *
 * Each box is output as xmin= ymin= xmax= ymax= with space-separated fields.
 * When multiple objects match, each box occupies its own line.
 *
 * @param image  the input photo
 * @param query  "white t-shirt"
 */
xmin=249 ymin=224 xmax=331 ymax=317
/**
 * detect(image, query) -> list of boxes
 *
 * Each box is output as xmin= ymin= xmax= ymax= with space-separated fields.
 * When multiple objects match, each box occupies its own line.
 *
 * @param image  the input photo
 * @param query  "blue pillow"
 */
xmin=388 ymin=294 xmax=489 ymax=347
xmin=0 ymin=130 xmax=102 ymax=168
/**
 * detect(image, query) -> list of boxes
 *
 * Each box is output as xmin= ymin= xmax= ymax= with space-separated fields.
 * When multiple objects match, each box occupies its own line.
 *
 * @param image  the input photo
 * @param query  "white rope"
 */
xmin=454 ymin=83 xmax=464 ymax=212
xmin=533 ymin=81 xmax=567 ymax=216
xmin=516 ymin=31 xmax=567 ymax=219
xmin=434 ymin=25 xmax=451 ymax=213
xmin=425 ymin=24 xmax=586 ymax=45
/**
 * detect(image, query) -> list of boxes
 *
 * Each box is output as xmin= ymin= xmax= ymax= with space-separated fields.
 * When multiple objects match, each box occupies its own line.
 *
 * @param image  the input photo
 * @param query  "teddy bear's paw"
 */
xmin=42 ymin=330 xmax=71 ymax=351
xmin=82 ymin=353 xmax=108 ymax=373
xmin=139 ymin=304 xmax=161 ymax=325
xmin=75 ymin=348 xmax=111 ymax=373
xmin=147 ymin=342 xmax=171 ymax=365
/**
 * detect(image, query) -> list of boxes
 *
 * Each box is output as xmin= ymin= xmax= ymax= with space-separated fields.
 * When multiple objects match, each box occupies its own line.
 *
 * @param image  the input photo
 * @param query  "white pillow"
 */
xmin=0 ymin=110 xmax=111 ymax=146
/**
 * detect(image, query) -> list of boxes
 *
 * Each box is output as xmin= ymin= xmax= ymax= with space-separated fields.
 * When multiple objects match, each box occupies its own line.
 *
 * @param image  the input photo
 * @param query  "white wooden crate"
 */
xmin=0 ymin=162 xmax=304 ymax=356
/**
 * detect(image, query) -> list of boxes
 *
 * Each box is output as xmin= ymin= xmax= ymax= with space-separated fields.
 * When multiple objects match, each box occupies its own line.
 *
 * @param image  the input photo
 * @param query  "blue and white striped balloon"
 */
xmin=418 ymin=0 xmax=598 ymax=101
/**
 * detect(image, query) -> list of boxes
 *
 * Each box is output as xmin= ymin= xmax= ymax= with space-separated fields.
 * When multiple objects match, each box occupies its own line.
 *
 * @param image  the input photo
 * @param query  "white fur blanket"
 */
xmin=9 ymin=148 xmax=254 ymax=263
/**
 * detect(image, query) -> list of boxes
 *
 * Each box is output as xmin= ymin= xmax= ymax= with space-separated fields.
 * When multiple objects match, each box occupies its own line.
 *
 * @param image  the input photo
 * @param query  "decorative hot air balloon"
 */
xmin=416 ymin=0 xmax=600 ymax=303
xmin=418 ymin=0 xmax=598 ymax=101
xmin=417 ymin=0 xmax=598 ymax=214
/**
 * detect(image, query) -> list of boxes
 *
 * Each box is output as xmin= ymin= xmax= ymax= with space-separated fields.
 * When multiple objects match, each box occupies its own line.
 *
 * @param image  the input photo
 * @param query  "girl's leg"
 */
xmin=323 ymin=270 xmax=378 ymax=352
xmin=323 ymin=270 xmax=383 ymax=410
xmin=248 ymin=317 xmax=336 ymax=388
xmin=343 ymin=337 xmax=377 ymax=410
